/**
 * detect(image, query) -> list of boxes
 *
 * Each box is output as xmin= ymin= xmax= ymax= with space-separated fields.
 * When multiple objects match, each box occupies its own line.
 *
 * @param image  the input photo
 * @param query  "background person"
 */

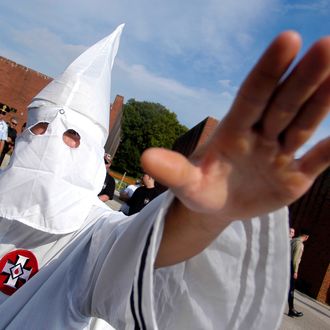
xmin=119 ymin=179 xmax=141 ymax=215
xmin=289 ymin=227 xmax=295 ymax=240
xmin=127 ymin=173 xmax=160 ymax=215
xmin=0 ymin=116 xmax=18 ymax=166
xmin=0 ymin=110 xmax=8 ymax=157
xmin=288 ymin=229 xmax=310 ymax=317
xmin=98 ymin=153 xmax=116 ymax=202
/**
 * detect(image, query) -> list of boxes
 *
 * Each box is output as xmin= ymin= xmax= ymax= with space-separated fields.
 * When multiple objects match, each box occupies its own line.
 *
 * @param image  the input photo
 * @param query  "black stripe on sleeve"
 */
xmin=130 ymin=285 xmax=141 ymax=330
xmin=130 ymin=226 xmax=154 ymax=330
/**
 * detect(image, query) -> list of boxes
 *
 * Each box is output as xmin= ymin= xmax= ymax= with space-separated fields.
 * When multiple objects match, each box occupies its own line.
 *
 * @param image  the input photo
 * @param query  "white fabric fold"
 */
xmin=0 ymin=110 xmax=105 ymax=234
xmin=152 ymin=208 xmax=289 ymax=329
xmin=0 ymin=192 xmax=289 ymax=329
xmin=29 ymin=24 xmax=124 ymax=144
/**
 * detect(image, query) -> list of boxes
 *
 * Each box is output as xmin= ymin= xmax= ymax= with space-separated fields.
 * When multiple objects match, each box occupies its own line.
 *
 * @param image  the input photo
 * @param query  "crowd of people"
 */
xmin=119 ymin=179 xmax=141 ymax=214
xmin=0 ymin=24 xmax=329 ymax=329
xmin=99 ymin=155 xmax=162 ymax=216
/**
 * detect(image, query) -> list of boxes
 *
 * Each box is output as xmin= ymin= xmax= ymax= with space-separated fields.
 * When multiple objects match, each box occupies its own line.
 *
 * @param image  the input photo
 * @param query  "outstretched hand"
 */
xmin=141 ymin=32 xmax=330 ymax=266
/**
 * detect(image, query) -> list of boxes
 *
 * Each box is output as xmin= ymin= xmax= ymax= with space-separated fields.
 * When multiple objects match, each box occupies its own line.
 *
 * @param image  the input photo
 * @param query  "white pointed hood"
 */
xmin=0 ymin=24 xmax=124 ymax=234
xmin=29 ymin=23 xmax=124 ymax=146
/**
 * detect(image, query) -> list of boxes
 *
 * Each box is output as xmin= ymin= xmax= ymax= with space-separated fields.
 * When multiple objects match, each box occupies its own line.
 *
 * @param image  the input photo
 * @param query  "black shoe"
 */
xmin=288 ymin=309 xmax=303 ymax=317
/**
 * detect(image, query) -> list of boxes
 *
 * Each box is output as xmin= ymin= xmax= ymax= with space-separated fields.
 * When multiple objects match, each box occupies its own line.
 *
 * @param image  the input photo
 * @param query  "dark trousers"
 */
xmin=288 ymin=264 xmax=295 ymax=311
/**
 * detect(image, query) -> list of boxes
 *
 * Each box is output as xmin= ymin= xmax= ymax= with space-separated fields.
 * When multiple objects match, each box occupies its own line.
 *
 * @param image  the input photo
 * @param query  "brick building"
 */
xmin=0 ymin=56 xmax=123 ymax=157
xmin=154 ymin=116 xmax=218 ymax=194
xmin=290 ymin=167 xmax=330 ymax=304
xmin=105 ymin=95 xmax=124 ymax=158
xmin=0 ymin=56 xmax=51 ymax=132
xmin=173 ymin=116 xmax=330 ymax=305
xmin=172 ymin=116 xmax=218 ymax=156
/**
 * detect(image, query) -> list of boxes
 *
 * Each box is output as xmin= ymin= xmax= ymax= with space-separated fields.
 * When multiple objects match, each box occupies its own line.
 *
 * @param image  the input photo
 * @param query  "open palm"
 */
xmin=142 ymin=31 xmax=330 ymax=223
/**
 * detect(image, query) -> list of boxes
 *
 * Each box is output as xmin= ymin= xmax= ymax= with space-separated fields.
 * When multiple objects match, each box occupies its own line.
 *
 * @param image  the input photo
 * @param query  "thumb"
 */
xmin=141 ymin=148 xmax=198 ymax=190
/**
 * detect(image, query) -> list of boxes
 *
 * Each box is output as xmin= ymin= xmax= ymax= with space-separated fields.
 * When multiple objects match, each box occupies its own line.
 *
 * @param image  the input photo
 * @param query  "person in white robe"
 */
xmin=0 ymin=24 xmax=329 ymax=330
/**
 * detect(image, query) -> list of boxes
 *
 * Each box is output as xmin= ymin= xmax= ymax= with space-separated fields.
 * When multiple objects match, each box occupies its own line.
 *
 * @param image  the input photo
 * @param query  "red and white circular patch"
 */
xmin=0 ymin=249 xmax=39 ymax=296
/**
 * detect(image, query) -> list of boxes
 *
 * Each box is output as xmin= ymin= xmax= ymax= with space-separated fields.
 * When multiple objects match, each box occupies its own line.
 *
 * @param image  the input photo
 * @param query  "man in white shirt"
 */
xmin=0 ymin=25 xmax=329 ymax=330
xmin=119 ymin=179 xmax=141 ymax=215
xmin=0 ymin=110 xmax=8 ymax=156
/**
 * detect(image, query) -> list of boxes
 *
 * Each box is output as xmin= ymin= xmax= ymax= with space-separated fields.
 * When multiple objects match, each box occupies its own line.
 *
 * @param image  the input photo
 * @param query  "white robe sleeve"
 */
xmin=153 ymin=210 xmax=290 ymax=330
xmin=78 ymin=191 xmax=290 ymax=330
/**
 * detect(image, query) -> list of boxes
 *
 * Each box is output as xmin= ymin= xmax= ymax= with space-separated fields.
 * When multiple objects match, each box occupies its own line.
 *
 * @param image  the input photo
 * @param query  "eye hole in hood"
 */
xmin=29 ymin=122 xmax=81 ymax=149
xmin=63 ymin=129 xmax=80 ymax=148
xmin=29 ymin=122 xmax=49 ymax=135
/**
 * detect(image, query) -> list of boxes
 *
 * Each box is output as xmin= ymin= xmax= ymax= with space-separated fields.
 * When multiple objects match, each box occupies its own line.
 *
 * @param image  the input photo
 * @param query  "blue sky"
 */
xmin=0 ymin=0 xmax=329 ymax=154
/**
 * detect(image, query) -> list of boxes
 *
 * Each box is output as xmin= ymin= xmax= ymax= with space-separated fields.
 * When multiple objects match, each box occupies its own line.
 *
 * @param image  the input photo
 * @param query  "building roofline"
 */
xmin=0 ymin=56 xmax=52 ymax=80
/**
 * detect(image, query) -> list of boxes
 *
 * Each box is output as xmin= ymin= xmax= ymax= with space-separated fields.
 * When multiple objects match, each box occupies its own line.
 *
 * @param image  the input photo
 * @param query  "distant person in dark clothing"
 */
xmin=127 ymin=173 xmax=160 ymax=215
xmin=98 ymin=153 xmax=116 ymax=202
xmin=119 ymin=179 xmax=141 ymax=215
xmin=0 ymin=116 xmax=17 ymax=166
xmin=288 ymin=229 xmax=310 ymax=318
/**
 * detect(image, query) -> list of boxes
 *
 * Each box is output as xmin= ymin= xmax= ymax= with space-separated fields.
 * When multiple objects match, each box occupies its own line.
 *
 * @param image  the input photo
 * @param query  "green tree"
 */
xmin=112 ymin=99 xmax=188 ymax=177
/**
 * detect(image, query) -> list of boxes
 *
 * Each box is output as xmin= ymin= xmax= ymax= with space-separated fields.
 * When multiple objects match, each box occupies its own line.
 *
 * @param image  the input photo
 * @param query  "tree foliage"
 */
xmin=112 ymin=99 xmax=188 ymax=177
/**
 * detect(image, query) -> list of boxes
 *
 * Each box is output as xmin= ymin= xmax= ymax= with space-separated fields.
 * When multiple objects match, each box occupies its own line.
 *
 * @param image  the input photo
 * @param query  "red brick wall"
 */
xmin=0 ymin=56 xmax=51 ymax=132
xmin=0 ymin=56 xmax=119 ymax=144
xmin=317 ymin=264 xmax=330 ymax=304
xmin=290 ymin=167 xmax=330 ymax=305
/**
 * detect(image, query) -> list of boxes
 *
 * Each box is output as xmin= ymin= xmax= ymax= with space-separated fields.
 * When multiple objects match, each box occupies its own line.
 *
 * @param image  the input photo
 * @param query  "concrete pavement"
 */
xmin=105 ymin=190 xmax=123 ymax=211
xmin=0 ymin=153 xmax=10 ymax=169
xmin=279 ymin=290 xmax=329 ymax=330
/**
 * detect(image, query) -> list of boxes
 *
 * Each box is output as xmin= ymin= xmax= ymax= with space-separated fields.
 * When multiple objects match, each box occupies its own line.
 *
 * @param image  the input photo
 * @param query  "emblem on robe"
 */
xmin=0 ymin=250 xmax=39 ymax=296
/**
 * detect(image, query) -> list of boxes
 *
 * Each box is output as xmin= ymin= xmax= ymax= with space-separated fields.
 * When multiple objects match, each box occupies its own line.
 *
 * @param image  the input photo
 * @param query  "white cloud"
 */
xmin=218 ymin=79 xmax=238 ymax=92
xmin=282 ymin=0 xmax=330 ymax=13
xmin=116 ymin=59 xmax=197 ymax=98
xmin=112 ymin=59 xmax=233 ymax=127
xmin=0 ymin=0 xmax=278 ymax=79
xmin=218 ymin=80 xmax=232 ymax=89
xmin=0 ymin=0 xmax=328 ymax=140
xmin=9 ymin=28 xmax=85 ymax=76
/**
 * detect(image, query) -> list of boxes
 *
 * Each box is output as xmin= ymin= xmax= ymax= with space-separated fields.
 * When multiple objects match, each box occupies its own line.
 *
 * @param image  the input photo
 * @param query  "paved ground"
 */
xmin=0 ymin=153 xmax=10 ymax=169
xmin=105 ymin=190 xmax=123 ymax=211
xmin=279 ymin=291 xmax=329 ymax=330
